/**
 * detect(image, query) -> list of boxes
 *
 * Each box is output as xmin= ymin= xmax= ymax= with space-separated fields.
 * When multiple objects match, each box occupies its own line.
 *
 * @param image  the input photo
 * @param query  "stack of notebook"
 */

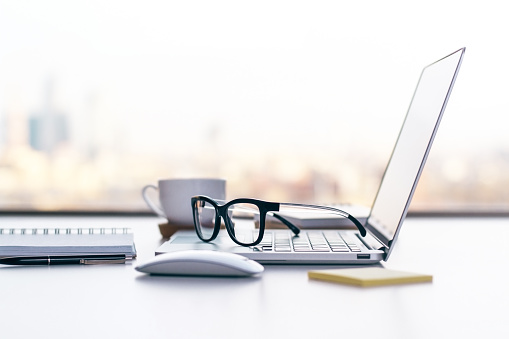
xmin=0 ymin=228 xmax=136 ymax=257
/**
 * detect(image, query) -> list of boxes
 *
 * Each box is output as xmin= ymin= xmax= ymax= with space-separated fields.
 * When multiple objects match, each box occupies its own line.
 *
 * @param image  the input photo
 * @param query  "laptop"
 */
xmin=156 ymin=47 xmax=465 ymax=264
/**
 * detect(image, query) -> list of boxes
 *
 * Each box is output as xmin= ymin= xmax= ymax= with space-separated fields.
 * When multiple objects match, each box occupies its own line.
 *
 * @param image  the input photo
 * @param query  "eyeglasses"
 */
xmin=191 ymin=195 xmax=366 ymax=247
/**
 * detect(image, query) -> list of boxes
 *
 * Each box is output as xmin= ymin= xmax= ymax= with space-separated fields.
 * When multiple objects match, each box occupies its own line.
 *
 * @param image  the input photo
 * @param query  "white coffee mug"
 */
xmin=142 ymin=178 xmax=226 ymax=225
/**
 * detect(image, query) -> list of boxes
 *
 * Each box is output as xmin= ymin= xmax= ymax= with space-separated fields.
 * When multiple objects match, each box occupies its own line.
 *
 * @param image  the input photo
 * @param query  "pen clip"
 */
xmin=81 ymin=259 xmax=127 ymax=265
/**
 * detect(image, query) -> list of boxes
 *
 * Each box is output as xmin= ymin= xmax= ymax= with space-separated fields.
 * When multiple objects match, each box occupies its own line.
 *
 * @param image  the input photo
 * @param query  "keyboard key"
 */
xmin=294 ymin=248 xmax=314 ymax=252
xmin=309 ymin=248 xmax=330 ymax=252
xmin=293 ymin=245 xmax=310 ymax=249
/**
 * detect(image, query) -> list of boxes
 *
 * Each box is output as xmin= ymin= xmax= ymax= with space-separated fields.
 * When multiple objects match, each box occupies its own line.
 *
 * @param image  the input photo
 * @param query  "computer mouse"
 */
xmin=135 ymin=250 xmax=264 ymax=277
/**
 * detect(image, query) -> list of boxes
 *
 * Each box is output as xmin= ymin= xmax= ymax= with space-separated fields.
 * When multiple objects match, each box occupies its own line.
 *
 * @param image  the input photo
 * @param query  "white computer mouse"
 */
xmin=135 ymin=250 xmax=264 ymax=277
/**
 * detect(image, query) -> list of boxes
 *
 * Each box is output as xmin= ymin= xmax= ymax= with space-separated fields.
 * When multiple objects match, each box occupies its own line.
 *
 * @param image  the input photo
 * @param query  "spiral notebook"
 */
xmin=0 ymin=228 xmax=136 ymax=257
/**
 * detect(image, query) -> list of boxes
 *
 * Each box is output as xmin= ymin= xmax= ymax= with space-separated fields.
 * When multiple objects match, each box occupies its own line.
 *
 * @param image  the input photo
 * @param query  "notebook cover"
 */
xmin=308 ymin=267 xmax=432 ymax=287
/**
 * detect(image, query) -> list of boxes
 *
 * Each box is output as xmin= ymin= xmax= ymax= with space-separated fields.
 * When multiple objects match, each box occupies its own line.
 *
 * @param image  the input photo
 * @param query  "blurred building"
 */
xmin=29 ymin=114 xmax=68 ymax=153
xmin=28 ymin=78 xmax=68 ymax=154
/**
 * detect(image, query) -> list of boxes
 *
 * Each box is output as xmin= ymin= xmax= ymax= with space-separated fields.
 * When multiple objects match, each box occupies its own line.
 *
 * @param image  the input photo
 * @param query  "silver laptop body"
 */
xmin=156 ymin=48 xmax=465 ymax=264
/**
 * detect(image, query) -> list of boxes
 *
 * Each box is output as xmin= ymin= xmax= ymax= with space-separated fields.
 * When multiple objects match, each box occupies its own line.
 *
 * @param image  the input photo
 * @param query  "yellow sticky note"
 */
xmin=308 ymin=267 xmax=432 ymax=287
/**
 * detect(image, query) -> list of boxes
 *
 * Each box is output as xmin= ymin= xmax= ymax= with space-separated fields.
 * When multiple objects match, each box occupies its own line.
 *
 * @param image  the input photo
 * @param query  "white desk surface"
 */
xmin=1 ymin=215 xmax=508 ymax=339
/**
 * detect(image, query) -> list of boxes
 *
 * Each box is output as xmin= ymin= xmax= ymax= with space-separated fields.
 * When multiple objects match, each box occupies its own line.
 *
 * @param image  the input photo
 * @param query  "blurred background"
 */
xmin=0 ymin=0 xmax=507 ymax=213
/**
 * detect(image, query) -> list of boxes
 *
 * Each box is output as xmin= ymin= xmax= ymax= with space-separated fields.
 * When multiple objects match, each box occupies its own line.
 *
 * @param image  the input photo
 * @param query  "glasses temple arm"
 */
xmin=278 ymin=203 xmax=367 ymax=237
xmin=346 ymin=214 xmax=367 ymax=237
xmin=270 ymin=213 xmax=301 ymax=235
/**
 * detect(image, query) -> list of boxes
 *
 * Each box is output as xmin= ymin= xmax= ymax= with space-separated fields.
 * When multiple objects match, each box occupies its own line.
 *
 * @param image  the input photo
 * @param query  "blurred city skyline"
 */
xmin=0 ymin=1 xmax=508 ymax=212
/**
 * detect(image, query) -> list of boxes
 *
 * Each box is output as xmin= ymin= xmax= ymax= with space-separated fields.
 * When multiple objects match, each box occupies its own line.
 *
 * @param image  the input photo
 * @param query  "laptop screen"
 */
xmin=365 ymin=48 xmax=465 ymax=257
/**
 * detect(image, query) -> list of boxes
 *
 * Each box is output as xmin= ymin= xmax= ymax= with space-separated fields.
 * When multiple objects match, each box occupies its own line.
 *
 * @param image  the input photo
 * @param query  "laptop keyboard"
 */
xmin=256 ymin=231 xmax=362 ymax=252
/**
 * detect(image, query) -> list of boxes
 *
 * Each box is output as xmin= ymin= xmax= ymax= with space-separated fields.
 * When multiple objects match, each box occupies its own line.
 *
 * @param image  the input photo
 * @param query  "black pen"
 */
xmin=0 ymin=254 xmax=131 ymax=265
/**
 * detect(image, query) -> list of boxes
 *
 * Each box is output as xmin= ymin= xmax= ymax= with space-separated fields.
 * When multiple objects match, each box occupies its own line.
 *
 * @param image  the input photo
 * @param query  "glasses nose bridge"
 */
xmin=215 ymin=205 xmax=228 ymax=225
xmin=221 ymin=204 xmax=240 ymax=232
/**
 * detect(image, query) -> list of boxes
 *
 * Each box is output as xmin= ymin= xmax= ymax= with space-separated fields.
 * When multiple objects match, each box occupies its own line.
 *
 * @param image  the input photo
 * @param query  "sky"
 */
xmin=0 ymin=0 xmax=508 ymax=161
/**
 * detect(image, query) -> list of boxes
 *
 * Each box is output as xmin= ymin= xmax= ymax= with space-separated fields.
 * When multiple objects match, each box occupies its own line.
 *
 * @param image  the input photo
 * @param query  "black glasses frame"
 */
xmin=191 ymin=195 xmax=367 ymax=247
xmin=191 ymin=196 xmax=285 ymax=247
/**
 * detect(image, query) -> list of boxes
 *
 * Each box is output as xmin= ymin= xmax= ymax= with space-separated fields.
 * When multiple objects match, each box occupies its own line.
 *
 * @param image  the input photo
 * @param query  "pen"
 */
xmin=0 ymin=254 xmax=131 ymax=265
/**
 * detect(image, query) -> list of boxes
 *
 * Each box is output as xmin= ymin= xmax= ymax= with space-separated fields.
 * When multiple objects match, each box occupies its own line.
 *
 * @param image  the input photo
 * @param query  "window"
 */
xmin=0 ymin=1 xmax=507 ymax=213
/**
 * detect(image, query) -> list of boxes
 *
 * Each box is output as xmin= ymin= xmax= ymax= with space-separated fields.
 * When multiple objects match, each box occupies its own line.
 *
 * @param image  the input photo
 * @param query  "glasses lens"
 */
xmin=226 ymin=203 xmax=261 ymax=245
xmin=194 ymin=199 xmax=217 ymax=240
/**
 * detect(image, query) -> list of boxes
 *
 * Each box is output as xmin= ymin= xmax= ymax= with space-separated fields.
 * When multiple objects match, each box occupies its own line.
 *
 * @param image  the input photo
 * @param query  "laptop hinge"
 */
xmin=380 ymin=239 xmax=393 ymax=261
xmin=356 ymin=232 xmax=388 ymax=257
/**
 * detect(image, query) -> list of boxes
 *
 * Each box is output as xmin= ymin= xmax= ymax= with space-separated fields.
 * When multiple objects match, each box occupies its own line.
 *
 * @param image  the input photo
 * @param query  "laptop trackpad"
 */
xmin=155 ymin=234 xmax=253 ymax=254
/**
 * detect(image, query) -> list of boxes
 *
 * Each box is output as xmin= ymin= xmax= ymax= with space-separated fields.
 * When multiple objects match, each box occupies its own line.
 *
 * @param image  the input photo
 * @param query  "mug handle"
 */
xmin=142 ymin=184 xmax=166 ymax=218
